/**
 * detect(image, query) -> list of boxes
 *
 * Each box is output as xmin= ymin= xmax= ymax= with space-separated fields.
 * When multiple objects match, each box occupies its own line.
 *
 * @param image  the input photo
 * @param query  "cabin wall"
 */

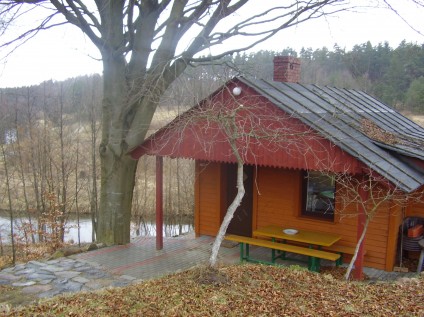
xmin=195 ymin=162 xmax=414 ymax=271
xmin=253 ymin=167 xmax=400 ymax=271
xmin=195 ymin=161 xmax=222 ymax=236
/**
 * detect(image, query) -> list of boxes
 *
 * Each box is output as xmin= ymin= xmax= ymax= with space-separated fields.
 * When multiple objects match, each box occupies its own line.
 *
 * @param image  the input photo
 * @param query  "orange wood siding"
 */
xmin=195 ymin=162 xmax=416 ymax=271
xmin=254 ymin=166 xmax=396 ymax=270
xmin=195 ymin=161 xmax=222 ymax=236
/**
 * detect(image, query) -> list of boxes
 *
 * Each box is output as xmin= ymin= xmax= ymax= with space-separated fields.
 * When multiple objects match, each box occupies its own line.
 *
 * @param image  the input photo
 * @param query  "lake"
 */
xmin=0 ymin=214 xmax=193 ymax=244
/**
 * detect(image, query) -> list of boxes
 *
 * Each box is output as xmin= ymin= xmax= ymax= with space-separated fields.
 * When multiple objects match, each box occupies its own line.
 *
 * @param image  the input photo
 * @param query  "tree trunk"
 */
xmin=97 ymin=154 xmax=137 ymax=244
xmin=96 ymin=44 xmax=136 ymax=245
xmin=89 ymin=90 xmax=99 ymax=242
xmin=345 ymin=216 xmax=370 ymax=280
xmin=209 ymin=162 xmax=245 ymax=267
xmin=1 ymin=144 xmax=16 ymax=264
xmin=96 ymin=45 xmax=158 ymax=244
xmin=14 ymin=103 xmax=36 ymax=243
xmin=59 ymin=83 xmax=67 ymax=242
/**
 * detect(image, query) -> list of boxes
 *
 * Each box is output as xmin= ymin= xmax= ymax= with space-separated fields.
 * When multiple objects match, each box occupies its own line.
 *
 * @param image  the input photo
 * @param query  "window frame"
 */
xmin=301 ymin=170 xmax=336 ymax=221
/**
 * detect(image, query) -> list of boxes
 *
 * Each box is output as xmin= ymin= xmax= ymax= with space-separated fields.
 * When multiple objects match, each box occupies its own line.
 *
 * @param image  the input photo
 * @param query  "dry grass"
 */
xmin=407 ymin=114 xmax=424 ymax=127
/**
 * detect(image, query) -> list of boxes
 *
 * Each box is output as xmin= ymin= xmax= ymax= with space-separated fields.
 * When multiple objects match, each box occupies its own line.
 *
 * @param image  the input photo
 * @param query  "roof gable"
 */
xmin=130 ymin=77 xmax=424 ymax=193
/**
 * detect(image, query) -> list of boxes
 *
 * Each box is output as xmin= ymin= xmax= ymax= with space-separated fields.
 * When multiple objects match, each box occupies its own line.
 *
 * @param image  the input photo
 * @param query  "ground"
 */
xmin=3 ymin=264 xmax=423 ymax=316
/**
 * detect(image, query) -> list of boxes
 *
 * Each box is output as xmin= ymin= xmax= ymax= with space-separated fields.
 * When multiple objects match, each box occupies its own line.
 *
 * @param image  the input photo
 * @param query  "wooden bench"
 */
xmin=322 ymin=244 xmax=366 ymax=266
xmin=225 ymin=234 xmax=340 ymax=272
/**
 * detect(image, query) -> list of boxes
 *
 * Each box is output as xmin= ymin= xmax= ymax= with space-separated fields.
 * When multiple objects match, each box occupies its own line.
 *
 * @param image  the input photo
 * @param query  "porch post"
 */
xmin=156 ymin=156 xmax=163 ymax=250
xmin=354 ymin=183 xmax=368 ymax=280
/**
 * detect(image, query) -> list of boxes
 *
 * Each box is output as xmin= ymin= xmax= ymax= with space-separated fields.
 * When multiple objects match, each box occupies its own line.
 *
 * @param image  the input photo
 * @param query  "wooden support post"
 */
xmin=194 ymin=161 xmax=201 ymax=237
xmin=156 ymin=156 xmax=163 ymax=250
xmin=354 ymin=183 xmax=368 ymax=280
xmin=386 ymin=204 xmax=403 ymax=271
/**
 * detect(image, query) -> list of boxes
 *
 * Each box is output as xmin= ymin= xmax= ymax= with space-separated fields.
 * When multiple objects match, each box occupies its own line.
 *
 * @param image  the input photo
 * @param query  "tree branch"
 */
xmin=50 ymin=0 xmax=104 ymax=49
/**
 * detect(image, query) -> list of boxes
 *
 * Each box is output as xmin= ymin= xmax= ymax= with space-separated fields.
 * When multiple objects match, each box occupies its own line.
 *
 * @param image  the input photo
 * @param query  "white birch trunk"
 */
xmin=209 ymin=162 xmax=245 ymax=267
xmin=345 ymin=217 xmax=370 ymax=280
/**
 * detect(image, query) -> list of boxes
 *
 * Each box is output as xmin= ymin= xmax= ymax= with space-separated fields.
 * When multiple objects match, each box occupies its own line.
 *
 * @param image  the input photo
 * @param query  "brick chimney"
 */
xmin=273 ymin=56 xmax=301 ymax=83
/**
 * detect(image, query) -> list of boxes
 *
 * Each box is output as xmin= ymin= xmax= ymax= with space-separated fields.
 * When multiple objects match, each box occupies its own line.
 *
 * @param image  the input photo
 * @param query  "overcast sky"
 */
xmin=0 ymin=1 xmax=423 ymax=88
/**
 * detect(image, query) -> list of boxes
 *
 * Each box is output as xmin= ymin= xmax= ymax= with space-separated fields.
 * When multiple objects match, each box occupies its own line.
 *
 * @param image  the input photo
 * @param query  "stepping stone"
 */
xmin=27 ymin=272 xmax=56 ymax=281
xmin=0 ymin=273 xmax=21 ymax=282
xmin=72 ymin=276 xmax=90 ymax=284
xmin=111 ymin=280 xmax=131 ymax=287
xmin=40 ymin=265 xmax=65 ymax=273
xmin=119 ymin=275 xmax=137 ymax=281
xmin=22 ymin=284 xmax=53 ymax=294
xmin=38 ymin=289 xmax=62 ymax=299
xmin=82 ymin=269 xmax=108 ymax=279
xmin=58 ymin=281 xmax=83 ymax=293
xmin=55 ymin=271 xmax=81 ymax=279
xmin=12 ymin=281 xmax=36 ymax=287
xmin=38 ymin=279 xmax=54 ymax=285
xmin=15 ymin=268 xmax=35 ymax=275
xmin=27 ymin=261 xmax=46 ymax=267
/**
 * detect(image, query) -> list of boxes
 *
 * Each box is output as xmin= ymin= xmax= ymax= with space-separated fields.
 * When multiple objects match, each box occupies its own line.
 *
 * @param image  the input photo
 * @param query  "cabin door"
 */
xmin=226 ymin=164 xmax=253 ymax=237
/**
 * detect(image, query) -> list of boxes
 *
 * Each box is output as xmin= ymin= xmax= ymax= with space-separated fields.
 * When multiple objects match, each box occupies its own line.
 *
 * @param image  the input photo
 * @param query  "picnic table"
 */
xmin=225 ymin=225 xmax=342 ymax=271
xmin=253 ymin=225 xmax=341 ymax=269
xmin=253 ymin=225 xmax=341 ymax=247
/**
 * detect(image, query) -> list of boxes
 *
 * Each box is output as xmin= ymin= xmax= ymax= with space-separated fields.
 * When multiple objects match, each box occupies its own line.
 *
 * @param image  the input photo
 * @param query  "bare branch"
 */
xmin=0 ymin=8 xmax=66 ymax=60
xmin=50 ymin=0 xmax=104 ymax=49
xmin=383 ymin=0 xmax=424 ymax=37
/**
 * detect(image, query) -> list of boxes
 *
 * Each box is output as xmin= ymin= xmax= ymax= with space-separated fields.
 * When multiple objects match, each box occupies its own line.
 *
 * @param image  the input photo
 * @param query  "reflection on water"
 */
xmin=0 ymin=215 xmax=193 ymax=244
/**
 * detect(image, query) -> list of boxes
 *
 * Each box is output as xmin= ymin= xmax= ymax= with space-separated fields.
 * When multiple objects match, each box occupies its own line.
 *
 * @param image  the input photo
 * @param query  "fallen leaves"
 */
xmin=4 ymin=264 xmax=424 ymax=317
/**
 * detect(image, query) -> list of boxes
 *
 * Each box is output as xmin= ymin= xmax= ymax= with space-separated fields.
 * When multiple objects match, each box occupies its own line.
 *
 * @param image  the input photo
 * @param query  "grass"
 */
xmin=3 ymin=264 xmax=423 ymax=317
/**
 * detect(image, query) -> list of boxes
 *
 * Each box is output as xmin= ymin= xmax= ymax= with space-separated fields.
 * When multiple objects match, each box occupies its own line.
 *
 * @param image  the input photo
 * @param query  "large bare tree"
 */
xmin=1 ymin=0 xmax=354 ymax=244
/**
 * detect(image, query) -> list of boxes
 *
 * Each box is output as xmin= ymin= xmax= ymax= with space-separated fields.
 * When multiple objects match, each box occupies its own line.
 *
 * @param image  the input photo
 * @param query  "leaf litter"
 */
xmin=4 ymin=264 xmax=424 ymax=317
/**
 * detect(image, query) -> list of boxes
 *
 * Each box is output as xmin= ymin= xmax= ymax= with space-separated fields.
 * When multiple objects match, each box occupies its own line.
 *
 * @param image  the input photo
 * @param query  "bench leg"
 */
xmin=336 ymin=253 xmax=343 ymax=266
xmin=309 ymin=257 xmax=320 ymax=272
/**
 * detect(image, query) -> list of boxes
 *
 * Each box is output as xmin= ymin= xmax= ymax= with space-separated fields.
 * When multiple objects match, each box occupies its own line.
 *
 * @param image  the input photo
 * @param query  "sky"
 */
xmin=0 ymin=1 xmax=423 ymax=88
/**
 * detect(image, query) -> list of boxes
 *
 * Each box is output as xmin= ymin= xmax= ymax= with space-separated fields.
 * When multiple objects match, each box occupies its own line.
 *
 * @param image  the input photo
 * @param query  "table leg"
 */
xmin=336 ymin=253 xmax=343 ymax=266
xmin=281 ymin=239 xmax=286 ymax=260
xmin=271 ymin=237 xmax=276 ymax=263
xmin=309 ymin=257 xmax=320 ymax=272
xmin=307 ymin=245 xmax=313 ymax=268
xmin=239 ymin=243 xmax=244 ymax=262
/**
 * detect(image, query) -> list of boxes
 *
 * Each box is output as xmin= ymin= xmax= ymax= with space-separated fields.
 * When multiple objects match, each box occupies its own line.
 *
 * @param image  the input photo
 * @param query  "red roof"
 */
xmin=130 ymin=79 xmax=364 ymax=174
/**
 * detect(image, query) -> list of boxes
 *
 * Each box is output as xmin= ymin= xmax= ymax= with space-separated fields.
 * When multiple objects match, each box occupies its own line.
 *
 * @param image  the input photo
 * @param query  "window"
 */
xmin=302 ymin=171 xmax=335 ymax=220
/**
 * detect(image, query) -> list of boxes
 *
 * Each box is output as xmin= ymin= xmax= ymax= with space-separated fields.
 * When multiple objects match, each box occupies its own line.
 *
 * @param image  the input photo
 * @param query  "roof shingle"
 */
xmin=240 ymin=77 xmax=424 ymax=193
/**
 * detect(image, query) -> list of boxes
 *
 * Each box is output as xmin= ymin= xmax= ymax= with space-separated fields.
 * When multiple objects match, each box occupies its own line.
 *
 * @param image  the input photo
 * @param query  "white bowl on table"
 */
xmin=283 ymin=229 xmax=298 ymax=235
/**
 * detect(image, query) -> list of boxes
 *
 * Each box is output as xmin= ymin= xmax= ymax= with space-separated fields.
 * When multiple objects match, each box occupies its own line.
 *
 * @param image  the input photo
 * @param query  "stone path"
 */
xmin=0 ymin=257 xmax=138 ymax=308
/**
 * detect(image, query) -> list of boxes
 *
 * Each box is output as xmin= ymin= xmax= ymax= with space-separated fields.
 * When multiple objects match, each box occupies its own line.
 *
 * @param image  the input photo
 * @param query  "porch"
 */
xmin=73 ymin=234 xmax=412 ymax=282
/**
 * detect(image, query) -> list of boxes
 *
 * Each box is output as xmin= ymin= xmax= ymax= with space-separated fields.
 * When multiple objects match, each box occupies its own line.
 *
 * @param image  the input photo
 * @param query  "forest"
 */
xmin=0 ymin=40 xmax=423 ymax=256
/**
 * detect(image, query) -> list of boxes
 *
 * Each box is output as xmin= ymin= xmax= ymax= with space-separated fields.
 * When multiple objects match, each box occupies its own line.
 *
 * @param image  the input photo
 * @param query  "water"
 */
xmin=0 ymin=214 xmax=193 ymax=244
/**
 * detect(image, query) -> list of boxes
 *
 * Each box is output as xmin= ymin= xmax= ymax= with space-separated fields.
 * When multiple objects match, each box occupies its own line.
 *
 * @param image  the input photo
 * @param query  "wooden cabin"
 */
xmin=130 ymin=56 xmax=424 ymax=275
